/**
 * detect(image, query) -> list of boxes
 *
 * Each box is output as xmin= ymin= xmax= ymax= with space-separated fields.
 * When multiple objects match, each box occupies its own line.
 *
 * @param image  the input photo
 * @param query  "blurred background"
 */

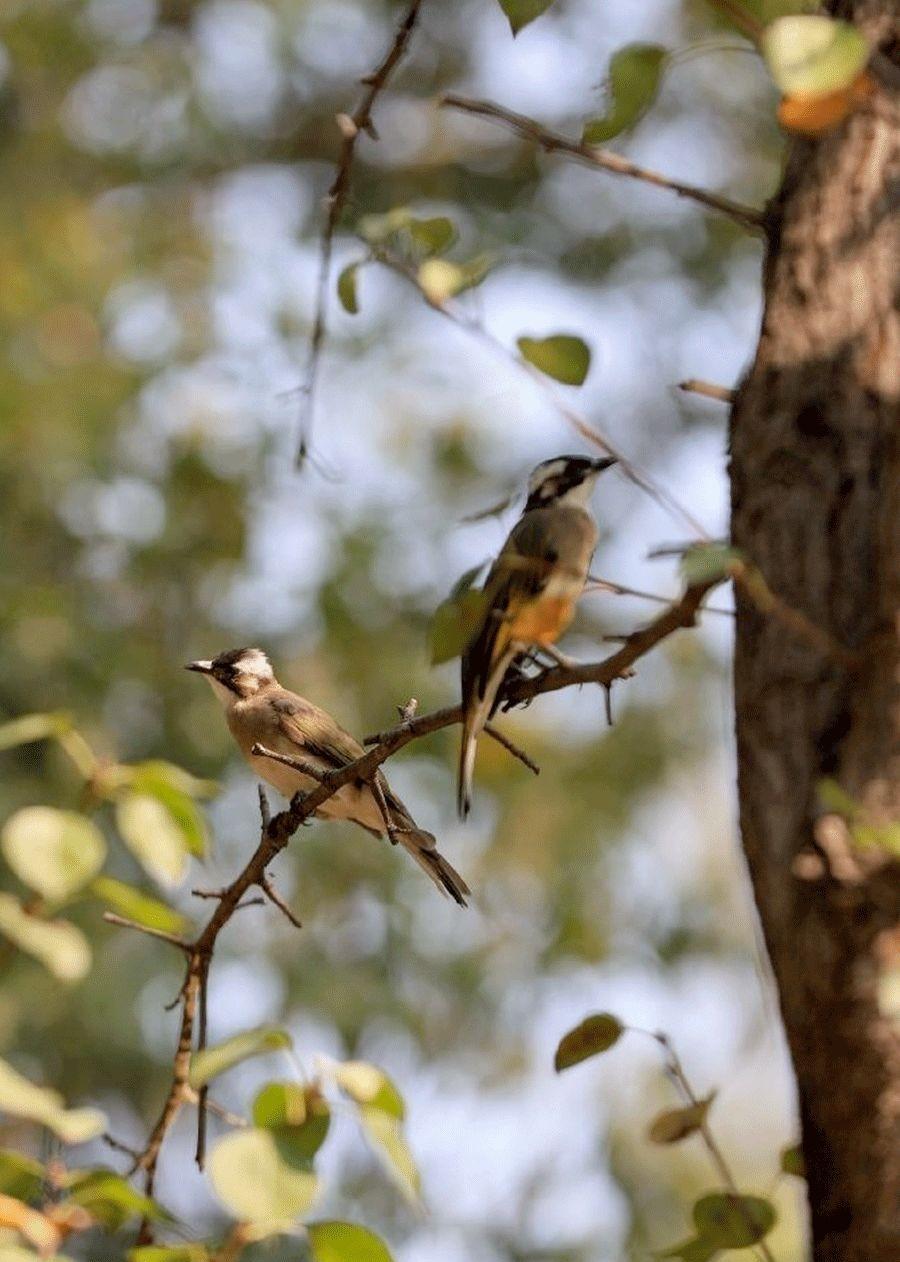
xmin=0 ymin=0 xmax=807 ymax=1258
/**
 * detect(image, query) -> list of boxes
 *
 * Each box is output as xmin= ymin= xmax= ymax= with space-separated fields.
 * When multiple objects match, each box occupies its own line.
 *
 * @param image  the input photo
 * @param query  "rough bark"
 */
xmin=729 ymin=3 xmax=899 ymax=1259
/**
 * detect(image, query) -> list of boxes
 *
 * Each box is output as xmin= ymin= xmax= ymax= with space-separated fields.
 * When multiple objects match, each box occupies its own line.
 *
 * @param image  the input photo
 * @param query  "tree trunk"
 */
xmin=729 ymin=4 xmax=899 ymax=1259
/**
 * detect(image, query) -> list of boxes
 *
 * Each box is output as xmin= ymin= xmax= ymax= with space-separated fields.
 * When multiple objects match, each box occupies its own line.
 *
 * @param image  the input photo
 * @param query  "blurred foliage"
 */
xmin=0 ymin=0 xmax=808 ymax=1259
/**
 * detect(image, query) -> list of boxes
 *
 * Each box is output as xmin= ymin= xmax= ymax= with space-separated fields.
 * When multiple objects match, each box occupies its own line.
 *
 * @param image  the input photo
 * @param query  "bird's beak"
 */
xmin=591 ymin=456 xmax=618 ymax=473
xmin=186 ymin=660 xmax=214 ymax=675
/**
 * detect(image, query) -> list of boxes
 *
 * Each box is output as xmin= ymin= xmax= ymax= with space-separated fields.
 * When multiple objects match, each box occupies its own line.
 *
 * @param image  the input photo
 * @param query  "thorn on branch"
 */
xmin=483 ymin=722 xmax=540 ymax=775
xmin=259 ymin=874 xmax=303 ymax=930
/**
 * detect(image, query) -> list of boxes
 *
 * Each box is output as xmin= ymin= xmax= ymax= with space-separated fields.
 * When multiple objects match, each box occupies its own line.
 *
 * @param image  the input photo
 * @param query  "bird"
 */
xmin=457 ymin=454 xmax=616 ymax=817
xmin=187 ymin=648 xmax=469 ymax=905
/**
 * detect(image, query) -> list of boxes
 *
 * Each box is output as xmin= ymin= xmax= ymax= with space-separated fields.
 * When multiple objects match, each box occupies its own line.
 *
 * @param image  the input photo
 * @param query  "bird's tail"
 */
xmin=399 ymin=827 xmax=470 ymax=906
xmin=457 ymin=649 xmax=515 ymax=819
xmin=383 ymin=789 xmax=470 ymax=906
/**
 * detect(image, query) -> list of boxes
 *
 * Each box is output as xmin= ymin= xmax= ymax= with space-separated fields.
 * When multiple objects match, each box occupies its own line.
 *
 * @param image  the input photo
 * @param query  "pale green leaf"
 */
xmin=207 ymin=1129 xmax=319 ymax=1225
xmin=554 ymin=1013 xmax=624 ymax=1071
xmin=498 ymin=0 xmax=555 ymax=35
xmin=330 ymin=1061 xmax=404 ymax=1120
xmin=761 ymin=0 xmax=819 ymax=19
xmin=308 ymin=1221 xmax=394 ymax=1262
xmin=64 ymin=1171 xmax=171 ymax=1229
xmin=0 ymin=713 xmax=71 ymax=752
xmin=647 ymin=1093 xmax=715 ymax=1144
xmin=517 ymin=334 xmax=591 ymax=385
xmin=0 ymin=1250 xmax=76 ymax=1262
xmin=0 ymin=1151 xmax=44 ymax=1202
xmin=358 ymin=1106 xmax=420 ymax=1204
xmin=0 ymin=894 xmax=91 ymax=983
xmin=418 ymin=255 xmax=491 ymax=304
xmin=853 ymin=821 xmax=900 ymax=856
xmin=127 ymin=764 xmax=210 ymax=857
xmin=407 ymin=216 xmax=456 ymax=257
xmin=656 ymin=1239 xmax=717 ymax=1262
xmin=0 ymin=1057 xmax=106 ymax=1143
xmin=1 ymin=807 xmax=106 ymax=903
xmin=337 ymin=263 xmax=360 ymax=315
xmin=115 ymin=794 xmax=189 ymax=888
xmin=762 ymin=16 xmax=869 ymax=97
xmin=92 ymin=877 xmax=188 ymax=937
xmin=693 ymin=1192 xmax=777 ymax=1247
xmin=583 ymin=44 xmax=668 ymax=144
xmin=189 ymin=1026 xmax=292 ymax=1090
xmin=780 ymin=1142 xmax=805 ymax=1177
xmin=253 ymin=1082 xmax=330 ymax=1164
xmin=680 ymin=544 xmax=742 ymax=585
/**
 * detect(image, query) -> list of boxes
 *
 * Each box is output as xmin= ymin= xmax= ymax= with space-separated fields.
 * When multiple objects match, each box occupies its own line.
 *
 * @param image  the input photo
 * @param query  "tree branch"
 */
xmin=297 ymin=0 xmax=425 ymax=464
xmin=440 ymin=94 xmax=766 ymax=235
xmin=678 ymin=378 xmax=736 ymax=404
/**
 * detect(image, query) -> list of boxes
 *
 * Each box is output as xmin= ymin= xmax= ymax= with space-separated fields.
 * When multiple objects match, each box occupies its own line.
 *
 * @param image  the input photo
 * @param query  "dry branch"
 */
xmin=297 ymin=0 xmax=425 ymax=463
xmin=440 ymin=94 xmax=766 ymax=235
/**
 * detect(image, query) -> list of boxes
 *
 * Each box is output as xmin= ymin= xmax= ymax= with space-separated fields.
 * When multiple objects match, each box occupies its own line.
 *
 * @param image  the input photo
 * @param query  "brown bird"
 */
xmin=458 ymin=455 xmax=616 ymax=816
xmin=188 ymin=648 xmax=469 ymax=905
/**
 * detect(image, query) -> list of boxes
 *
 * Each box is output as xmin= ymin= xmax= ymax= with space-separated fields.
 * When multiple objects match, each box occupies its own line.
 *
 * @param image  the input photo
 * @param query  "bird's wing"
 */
xmin=272 ymin=694 xmax=366 ymax=774
xmin=462 ymin=509 xmax=562 ymax=703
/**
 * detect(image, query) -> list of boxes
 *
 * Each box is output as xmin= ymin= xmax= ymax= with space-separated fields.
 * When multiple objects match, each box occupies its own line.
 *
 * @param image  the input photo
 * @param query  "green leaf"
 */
xmin=207 ymin=1129 xmax=319 ymax=1225
xmin=115 ymin=793 xmax=190 ymax=888
xmin=583 ymin=44 xmax=668 ymax=144
xmin=498 ymin=0 xmax=555 ymax=35
xmin=780 ymin=1142 xmax=805 ymax=1178
xmin=330 ymin=1061 xmax=404 ymax=1120
xmin=430 ymin=584 xmax=489 ymax=666
xmin=92 ymin=876 xmax=188 ymax=937
xmin=853 ymin=820 xmax=900 ymax=856
xmin=417 ymin=255 xmax=492 ymax=304
xmin=189 ymin=1026 xmax=292 ymax=1089
xmin=337 ymin=263 xmax=360 ymax=315
xmin=517 ymin=335 xmax=591 ymax=385
xmin=693 ymin=1192 xmax=777 ymax=1247
xmin=761 ymin=0 xmax=819 ymax=19
xmin=64 ymin=1171 xmax=171 ymax=1229
xmin=407 ymin=216 xmax=456 ymax=257
xmin=253 ymin=1082 xmax=330 ymax=1165
xmin=647 ymin=1093 xmax=715 ymax=1144
xmin=762 ymin=16 xmax=869 ymax=97
xmin=1 ymin=807 xmax=106 ymax=903
xmin=554 ymin=1013 xmax=624 ymax=1071
xmin=128 ymin=1249 xmax=209 ymax=1262
xmin=817 ymin=777 xmax=860 ymax=818
xmin=680 ymin=544 xmax=742 ymax=585
xmin=0 ymin=713 xmax=71 ymax=752
xmin=358 ymin=1106 xmax=421 ymax=1204
xmin=0 ymin=894 xmax=91 ymax=983
xmin=358 ymin=207 xmax=413 ymax=244
xmin=128 ymin=763 xmax=210 ymax=857
xmin=308 ymin=1221 xmax=394 ymax=1262
xmin=0 ymin=1057 xmax=106 ymax=1143
xmin=0 ymin=1151 xmax=44 ymax=1202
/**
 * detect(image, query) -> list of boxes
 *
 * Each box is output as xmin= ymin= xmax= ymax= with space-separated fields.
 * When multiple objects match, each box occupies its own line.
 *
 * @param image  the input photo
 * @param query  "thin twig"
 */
xmin=440 ymin=94 xmax=766 ymax=234
xmin=678 ymin=378 xmax=736 ymax=404
xmin=101 ymin=1132 xmax=141 ymax=1161
xmin=654 ymin=1031 xmax=777 ymax=1262
xmin=584 ymin=574 xmax=735 ymax=617
xmin=194 ymin=961 xmax=210 ymax=1170
xmin=483 ymin=722 xmax=540 ymax=775
xmin=372 ymin=245 xmax=712 ymax=541
xmin=259 ymin=875 xmax=303 ymax=930
xmin=102 ymin=913 xmax=191 ymax=953
xmin=297 ymin=0 xmax=425 ymax=464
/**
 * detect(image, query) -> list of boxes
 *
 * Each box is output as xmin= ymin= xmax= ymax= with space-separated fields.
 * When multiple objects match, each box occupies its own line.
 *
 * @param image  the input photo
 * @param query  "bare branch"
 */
xmin=678 ymin=378 xmax=736 ymax=404
xmin=102 ymin=913 xmax=192 ymax=953
xmin=483 ymin=722 xmax=540 ymax=775
xmin=440 ymin=94 xmax=766 ymax=235
xmin=297 ymin=0 xmax=425 ymax=463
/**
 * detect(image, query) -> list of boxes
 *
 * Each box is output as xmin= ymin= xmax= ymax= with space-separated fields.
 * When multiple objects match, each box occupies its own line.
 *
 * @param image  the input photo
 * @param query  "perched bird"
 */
xmin=458 ymin=454 xmax=616 ymax=817
xmin=187 ymin=648 xmax=469 ymax=905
